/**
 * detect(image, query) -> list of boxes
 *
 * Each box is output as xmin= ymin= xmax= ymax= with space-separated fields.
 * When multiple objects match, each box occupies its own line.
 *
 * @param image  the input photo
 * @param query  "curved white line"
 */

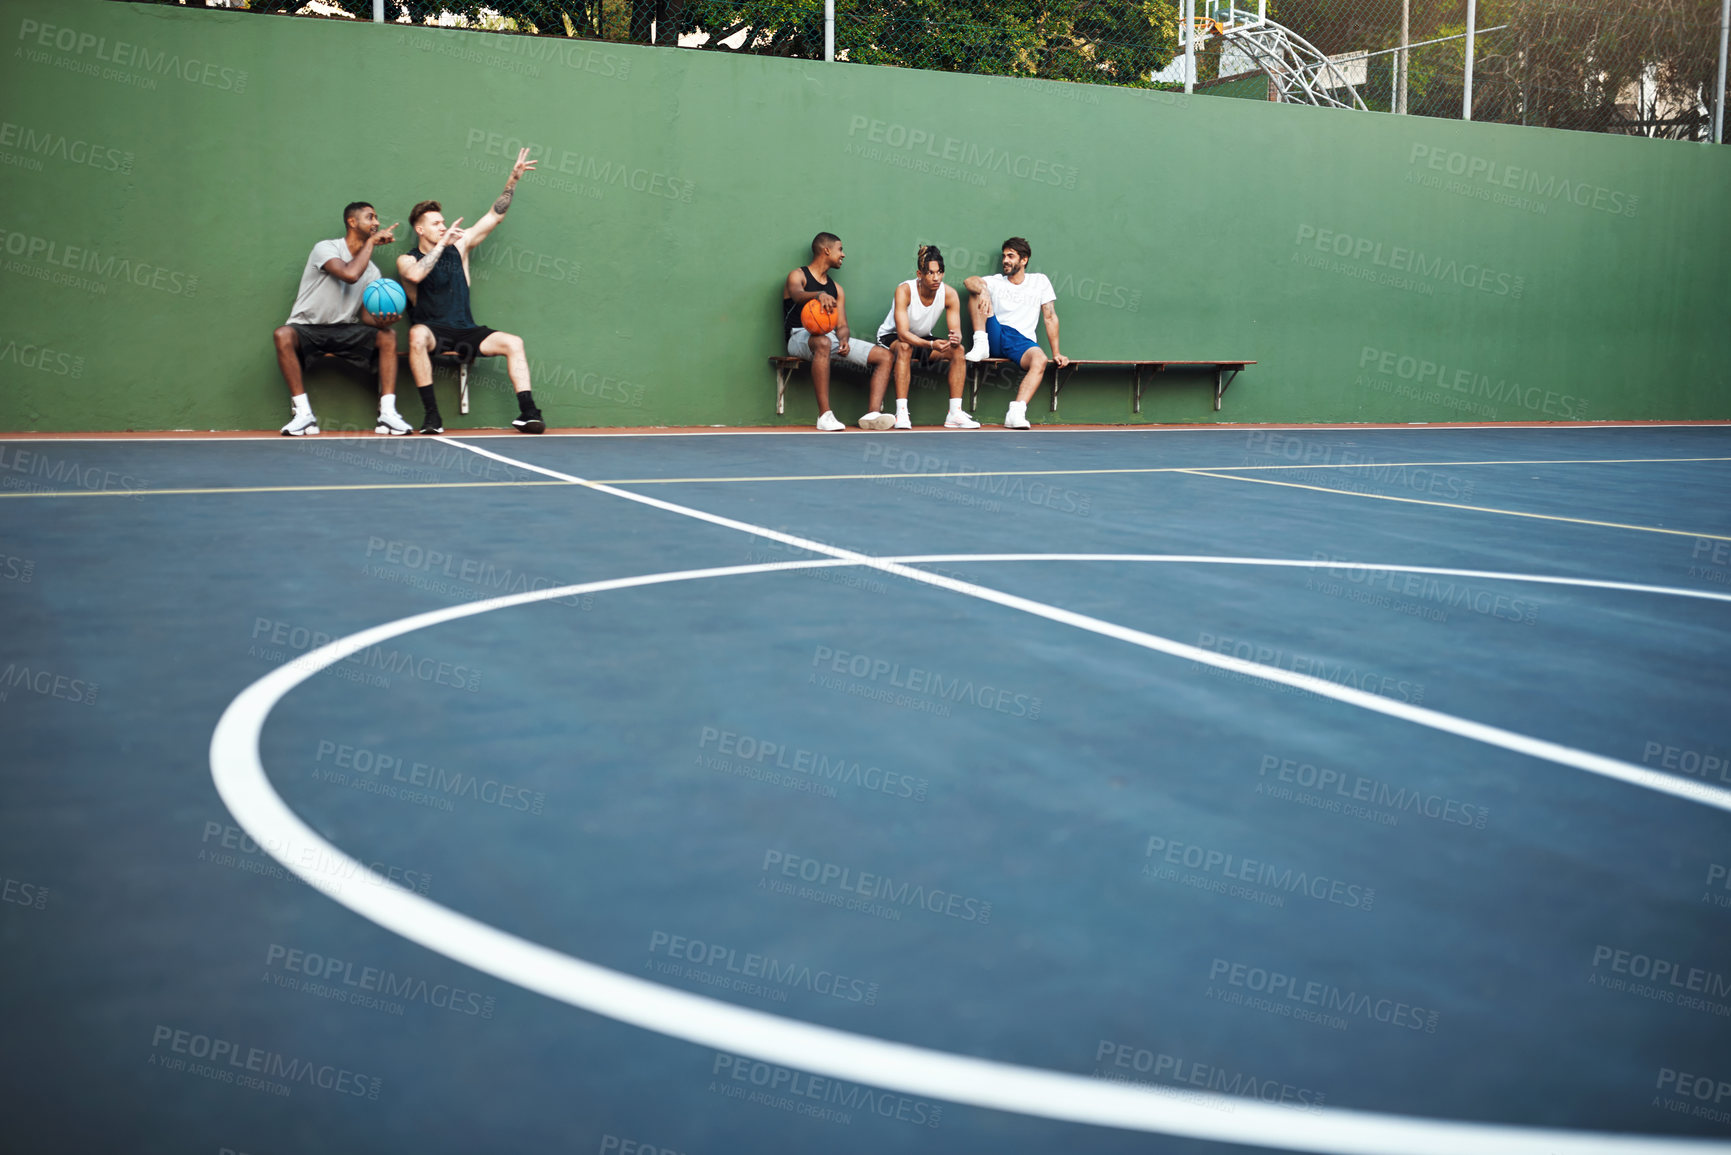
xmin=213 ymin=555 xmax=1731 ymax=1154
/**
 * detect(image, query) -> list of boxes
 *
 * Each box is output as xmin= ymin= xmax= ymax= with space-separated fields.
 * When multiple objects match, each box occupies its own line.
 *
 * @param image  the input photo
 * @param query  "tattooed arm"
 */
xmin=397 ymin=217 xmax=463 ymax=285
xmin=461 ymin=146 xmax=537 ymax=253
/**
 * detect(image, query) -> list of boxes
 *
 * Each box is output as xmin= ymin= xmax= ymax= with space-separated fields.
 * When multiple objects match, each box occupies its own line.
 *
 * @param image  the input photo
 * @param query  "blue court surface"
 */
xmin=2 ymin=424 xmax=1730 ymax=1155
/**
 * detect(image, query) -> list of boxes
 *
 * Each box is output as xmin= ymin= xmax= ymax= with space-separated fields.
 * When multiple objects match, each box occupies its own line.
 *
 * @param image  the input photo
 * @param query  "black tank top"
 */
xmin=783 ymin=266 xmax=838 ymax=339
xmin=410 ymin=245 xmax=478 ymax=330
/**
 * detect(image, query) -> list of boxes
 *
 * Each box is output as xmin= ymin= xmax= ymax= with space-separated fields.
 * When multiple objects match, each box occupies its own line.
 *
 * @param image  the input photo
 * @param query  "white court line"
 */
xmin=893 ymin=553 xmax=1731 ymax=607
xmin=211 ymin=554 xmax=1731 ymax=1155
xmin=210 ymin=518 xmax=1731 ymax=1151
xmin=445 ymin=441 xmax=1731 ymax=813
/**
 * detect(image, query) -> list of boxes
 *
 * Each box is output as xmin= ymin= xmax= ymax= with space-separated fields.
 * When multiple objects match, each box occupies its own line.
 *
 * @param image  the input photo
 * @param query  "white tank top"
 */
xmin=876 ymin=280 xmax=946 ymax=343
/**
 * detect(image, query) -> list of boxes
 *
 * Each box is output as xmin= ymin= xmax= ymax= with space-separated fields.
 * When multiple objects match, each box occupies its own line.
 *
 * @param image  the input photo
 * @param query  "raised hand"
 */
xmin=442 ymin=217 xmax=465 ymax=246
xmin=372 ymin=222 xmax=400 ymax=246
xmin=510 ymin=147 xmax=537 ymax=182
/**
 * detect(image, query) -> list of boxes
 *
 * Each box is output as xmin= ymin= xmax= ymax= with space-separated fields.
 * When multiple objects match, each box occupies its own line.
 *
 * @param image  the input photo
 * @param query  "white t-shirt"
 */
xmin=286 ymin=237 xmax=379 ymax=325
xmin=983 ymin=272 xmax=1055 ymax=341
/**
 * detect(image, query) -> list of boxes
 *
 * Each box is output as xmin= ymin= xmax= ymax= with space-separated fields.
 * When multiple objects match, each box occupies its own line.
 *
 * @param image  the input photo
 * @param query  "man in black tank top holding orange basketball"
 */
xmin=782 ymin=233 xmax=895 ymax=431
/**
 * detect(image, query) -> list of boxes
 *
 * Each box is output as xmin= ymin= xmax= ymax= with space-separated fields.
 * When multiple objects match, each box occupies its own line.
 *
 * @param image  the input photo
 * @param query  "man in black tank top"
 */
xmin=782 ymin=233 xmax=894 ymax=431
xmin=398 ymin=148 xmax=546 ymax=434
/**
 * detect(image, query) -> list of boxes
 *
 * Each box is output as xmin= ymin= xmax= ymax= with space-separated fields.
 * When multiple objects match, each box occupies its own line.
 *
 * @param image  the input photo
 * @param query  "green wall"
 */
xmin=1198 ymin=72 xmax=1270 ymax=101
xmin=1 ymin=0 xmax=1727 ymax=431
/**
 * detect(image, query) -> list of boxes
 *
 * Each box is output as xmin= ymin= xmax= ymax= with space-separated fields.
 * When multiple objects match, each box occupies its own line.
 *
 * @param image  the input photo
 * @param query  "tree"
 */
xmin=668 ymin=0 xmax=1180 ymax=86
xmin=1260 ymin=0 xmax=1723 ymax=138
xmin=227 ymin=0 xmax=1179 ymax=85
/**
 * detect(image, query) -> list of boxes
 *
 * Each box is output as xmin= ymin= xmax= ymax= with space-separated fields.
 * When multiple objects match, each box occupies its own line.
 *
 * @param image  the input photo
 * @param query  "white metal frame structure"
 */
xmin=1195 ymin=2 xmax=1369 ymax=111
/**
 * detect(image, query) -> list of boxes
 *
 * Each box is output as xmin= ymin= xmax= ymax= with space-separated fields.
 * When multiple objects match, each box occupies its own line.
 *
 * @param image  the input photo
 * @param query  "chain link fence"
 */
xmin=131 ymin=1 xmax=1731 ymax=140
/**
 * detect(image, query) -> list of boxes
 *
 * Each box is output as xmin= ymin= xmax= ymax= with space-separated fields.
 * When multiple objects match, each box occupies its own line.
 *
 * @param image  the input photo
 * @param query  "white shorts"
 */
xmin=787 ymin=327 xmax=873 ymax=369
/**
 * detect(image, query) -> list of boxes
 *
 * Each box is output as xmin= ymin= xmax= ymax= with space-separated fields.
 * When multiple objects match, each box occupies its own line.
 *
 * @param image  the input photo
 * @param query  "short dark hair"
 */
xmin=342 ymin=202 xmax=373 ymax=229
xmin=916 ymin=244 xmax=944 ymax=272
xmin=1002 ymin=237 xmax=1031 ymax=262
xmin=410 ymin=200 xmax=442 ymax=227
xmin=811 ymin=232 xmax=841 ymax=257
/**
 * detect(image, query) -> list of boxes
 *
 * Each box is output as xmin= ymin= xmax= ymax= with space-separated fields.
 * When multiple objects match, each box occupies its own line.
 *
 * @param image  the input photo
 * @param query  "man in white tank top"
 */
xmin=873 ymin=246 xmax=979 ymax=429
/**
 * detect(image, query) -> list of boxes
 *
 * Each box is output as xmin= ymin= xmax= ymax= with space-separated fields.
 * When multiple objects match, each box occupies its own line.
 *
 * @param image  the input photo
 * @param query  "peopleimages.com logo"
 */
xmin=760 ymin=850 xmax=991 ymax=923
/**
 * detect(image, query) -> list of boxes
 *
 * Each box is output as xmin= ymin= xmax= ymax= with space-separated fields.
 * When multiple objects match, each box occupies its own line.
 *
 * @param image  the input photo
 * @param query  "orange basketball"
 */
xmin=800 ymin=295 xmax=838 ymax=335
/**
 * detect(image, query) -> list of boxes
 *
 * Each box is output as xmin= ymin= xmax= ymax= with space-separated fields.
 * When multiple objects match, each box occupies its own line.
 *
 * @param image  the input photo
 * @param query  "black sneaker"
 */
xmin=512 ymin=409 xmax=545 ymax=434
xmin=419 ymin=410 xmax=444 ymax=435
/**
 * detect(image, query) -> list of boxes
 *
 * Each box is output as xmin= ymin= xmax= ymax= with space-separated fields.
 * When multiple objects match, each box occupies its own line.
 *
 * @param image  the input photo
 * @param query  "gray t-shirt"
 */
xmin=285 ymin=237 xmax=379 ymax=325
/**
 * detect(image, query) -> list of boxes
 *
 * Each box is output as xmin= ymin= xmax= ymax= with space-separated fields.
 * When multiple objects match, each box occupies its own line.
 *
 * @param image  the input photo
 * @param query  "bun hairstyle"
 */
xmin=916 ymin=244 xmax=945 ymax=272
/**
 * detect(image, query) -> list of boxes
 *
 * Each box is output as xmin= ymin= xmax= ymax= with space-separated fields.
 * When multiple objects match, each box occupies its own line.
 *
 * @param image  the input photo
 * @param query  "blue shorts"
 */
xmin=986 ymin=316 xmax=1039 ymax=365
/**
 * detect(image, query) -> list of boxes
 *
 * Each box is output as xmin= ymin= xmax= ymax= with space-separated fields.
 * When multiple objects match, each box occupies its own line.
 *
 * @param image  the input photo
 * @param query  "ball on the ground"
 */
xmin=364 ymin=278 xmax=407 ymax=317
xmin=800 ymin=296 xmax=838 ymax=335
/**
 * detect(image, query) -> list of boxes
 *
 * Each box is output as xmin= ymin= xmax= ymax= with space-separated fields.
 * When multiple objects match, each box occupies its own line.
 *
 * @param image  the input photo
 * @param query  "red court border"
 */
xmin=1 ymin=420 xmax=1727 ymax=440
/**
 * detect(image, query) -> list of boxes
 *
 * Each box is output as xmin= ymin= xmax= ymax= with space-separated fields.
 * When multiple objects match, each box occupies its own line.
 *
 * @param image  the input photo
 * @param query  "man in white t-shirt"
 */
xmin=962 ymin=237 xmax=1068 ymax=429
xmin=272 ymin=202 xmax=406 ymax=436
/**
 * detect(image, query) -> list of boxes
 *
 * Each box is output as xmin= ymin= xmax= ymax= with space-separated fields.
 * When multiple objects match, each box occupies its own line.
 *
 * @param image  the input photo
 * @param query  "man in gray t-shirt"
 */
xmin=272 ymin=201 xmax=406 ymax=436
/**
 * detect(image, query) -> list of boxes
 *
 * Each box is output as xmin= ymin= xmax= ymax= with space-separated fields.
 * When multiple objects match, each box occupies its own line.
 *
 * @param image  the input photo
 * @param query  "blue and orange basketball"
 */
xmin=363 ymin=277 xmax=407 ymax=317
xmin=800 ymin=295 xmax=838 ymax=335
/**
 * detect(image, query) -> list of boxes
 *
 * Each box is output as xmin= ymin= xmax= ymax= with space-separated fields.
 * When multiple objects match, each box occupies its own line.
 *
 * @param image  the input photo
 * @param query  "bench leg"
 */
xmin=1216 ymin=367 xmax=1240 ymax=412
xmin=1132 ymin=366 xmax=1144 ymax=415
xmin=1051 ymin=364 xmax=1080 ymax=414
xmin=969 ymin=364 xmax=980 ymax=412
xmin=775 ymin=365 xmax=795 ymax=416
xmin=459 ymin=363 xmax=470 ymax=415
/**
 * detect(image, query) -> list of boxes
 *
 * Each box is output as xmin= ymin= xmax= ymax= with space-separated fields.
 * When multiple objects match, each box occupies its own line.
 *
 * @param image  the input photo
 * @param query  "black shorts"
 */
xmin=290 ymin=323 xmax=379 ymax=371
xmin=877 ymin=333 xmax=942 ymax=365
xmin=421 ymin=324 xmax=497 ymax=361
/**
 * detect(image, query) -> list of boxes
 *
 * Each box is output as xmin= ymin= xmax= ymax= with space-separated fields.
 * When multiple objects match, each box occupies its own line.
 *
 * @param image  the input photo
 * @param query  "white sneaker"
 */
xmin=375 ymin=409 xmax=414 ymax=435
xmin=944 ymin=410 xmax=982 ymax=429
xmin=281 ymin=410 xmax=320 ymax=436
xmin=859 ymin=412 xmax=895 ymax=431
xmin=892 ymin=412 xmax=912 ymax=430
xmin=965 ymin=333 xmax=990 ymax=363
xmin=816 ymin=411 xmax=846 ymax=432
xmin=1003 ymin=408 xmax=1032 ymax=430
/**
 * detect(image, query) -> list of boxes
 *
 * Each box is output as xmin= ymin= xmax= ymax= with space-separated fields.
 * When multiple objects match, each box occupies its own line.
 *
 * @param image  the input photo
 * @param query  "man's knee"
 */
xmin=1026 ymin=349 xmax=1048 ymax=372
xmin=375 ymin=327 xmax=398 ymax=352
xmin=809 ymin=334 xmax=831 ymax=358
xmin=409 ymin=325 xmax=435 ymax=352
xmin=273 ymin=326 xmax=298 ymax=352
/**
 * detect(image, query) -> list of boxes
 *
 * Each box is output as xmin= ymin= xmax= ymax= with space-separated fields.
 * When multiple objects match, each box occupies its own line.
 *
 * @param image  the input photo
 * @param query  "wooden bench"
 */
xmin=771 ymin=355 xmax=1253 ymax=416
xmin=968 ymin=358 xmax=1255 ymax=414
xmin=769 ymin=355 xmax=821 ymax=416
xmin=317 ymin=349 xmax=473 ymax=413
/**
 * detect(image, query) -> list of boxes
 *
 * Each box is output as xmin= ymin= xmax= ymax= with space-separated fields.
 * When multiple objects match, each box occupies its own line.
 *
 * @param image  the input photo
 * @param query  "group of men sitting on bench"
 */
xmin=269 ymin=175 xmax=1067 ymax=437
xmin=782 ymin=233 xmax=1067 ymax=431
